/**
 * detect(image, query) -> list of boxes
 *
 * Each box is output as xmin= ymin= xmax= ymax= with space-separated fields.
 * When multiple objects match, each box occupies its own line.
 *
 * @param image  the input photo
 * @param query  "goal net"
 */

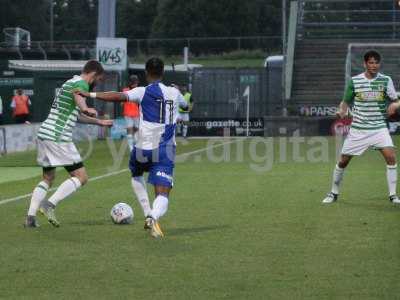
xmin=3 ymin=27 xmax=31 ymax=48
xmin=345 ymin=43 xmax=400 ymax=96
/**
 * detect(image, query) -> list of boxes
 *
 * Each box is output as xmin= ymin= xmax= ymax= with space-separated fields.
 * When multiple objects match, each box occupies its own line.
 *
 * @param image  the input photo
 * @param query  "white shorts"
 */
xmin=125 ymin=116 xmax=139 ymax=129
xmin=341 ymin=127 xmax=394 ymax=156
xmin=178 ymin=113 xmax=190 ymax=122
xmin=37 ymin=139 xmax=82 ymax=167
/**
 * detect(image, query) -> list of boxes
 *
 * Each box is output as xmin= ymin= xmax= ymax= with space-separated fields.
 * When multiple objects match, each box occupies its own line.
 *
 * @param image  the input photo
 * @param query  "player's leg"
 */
xmin=24 ymin=168 xmax=55 ymax=228
xmin=152 ymin=185 xmax=170 ymax=223
xmin=129 ymin=147 xmax=152 ymax=225
xmin=126 ymin=127 xmax=135 ymax=151
xmin=125 ymin=117 xmax=135 ymax=151
xmin=182 ymin=113 xmax=189 ymax=138
xmin=40 ymin=163 xmax=86 ymax=227
xmin=323 ymin=154 xmax=353 ymax=203
xmin=176 ymin=117 xmax=183 ymax=136
xmin=182 ymin=121 xmax=188 ymax=138
xmin=323 ymin=128 xmax=371 ymax=204
xmin=373 ymin=128 xmax=399 ymax=203
xmin=379 ymin=147 xmax=399 ymax=203
xmin=145 ymin=185 xmax=171 ymax=238
xmin=146 ymin=146 xmax=175 ymax=238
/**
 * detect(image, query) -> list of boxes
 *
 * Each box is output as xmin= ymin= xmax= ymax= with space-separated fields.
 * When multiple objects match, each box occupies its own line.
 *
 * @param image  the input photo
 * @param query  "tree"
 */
xmin=0 ymin=0 xmax=49 ymax=41
xmin=150 ymin=0 xmax=281 ymax=38
xmin=116 ymin=0 xmax=159 ymax=39
xmin=53 ymin=0 xmax=98 ymax=41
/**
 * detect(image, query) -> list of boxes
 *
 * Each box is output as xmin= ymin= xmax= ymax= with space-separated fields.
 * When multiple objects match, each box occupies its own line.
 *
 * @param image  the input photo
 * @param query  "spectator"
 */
xmin=11 ymin=89 xmax=31 ymax=124
xmin=177 ymin=85 xmax=194 ymax=138
xmin=122 ymin=75 xmax=140 ymax=151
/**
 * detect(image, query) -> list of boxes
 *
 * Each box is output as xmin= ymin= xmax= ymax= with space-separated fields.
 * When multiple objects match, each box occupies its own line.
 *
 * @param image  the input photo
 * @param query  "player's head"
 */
xmin=145 ymin=57 xmax=164 ymax=80
xmin=180 ymin=84 xmax=188 ymax=94
xmin=128 ymin=74 xmax=139 ymax=88
xmin=82 ymin=60 xmax=105 ymax=89
xmin=363 ymin=50 xmax=381 ymax=75
xmin=16 ymin=88 xmax=23 ymax=95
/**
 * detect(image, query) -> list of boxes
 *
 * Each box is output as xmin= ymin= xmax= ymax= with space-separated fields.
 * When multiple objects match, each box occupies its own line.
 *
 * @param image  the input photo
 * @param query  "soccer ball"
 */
xmin=110 ymin=203 xmax=134 ymax=224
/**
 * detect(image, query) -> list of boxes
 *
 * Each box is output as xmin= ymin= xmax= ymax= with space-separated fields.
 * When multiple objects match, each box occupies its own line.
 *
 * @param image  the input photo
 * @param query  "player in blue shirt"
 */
xmin=77 ymin=57 xmax=187 ymax=238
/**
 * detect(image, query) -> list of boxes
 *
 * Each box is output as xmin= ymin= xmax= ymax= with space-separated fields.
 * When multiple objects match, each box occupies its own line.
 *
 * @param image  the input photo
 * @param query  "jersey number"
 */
xmin=51 ymin=88 xmax=63 ymax=109
xmin=159 ymin=99 xmax=174 ymax=124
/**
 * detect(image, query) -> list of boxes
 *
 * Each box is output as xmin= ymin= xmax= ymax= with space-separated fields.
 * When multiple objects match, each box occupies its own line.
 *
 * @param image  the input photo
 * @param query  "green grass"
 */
xmin=1 ymin=137 xmax=400 ymax=299
xmin=0 ymin=167 xmax=41 ymax=183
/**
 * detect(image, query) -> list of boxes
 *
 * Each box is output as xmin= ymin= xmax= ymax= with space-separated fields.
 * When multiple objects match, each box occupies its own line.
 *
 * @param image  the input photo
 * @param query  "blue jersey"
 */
xmin=124 ymin=81 xmax=187 ymax=150
xmin=125 ymin=81 xmax=187 ymax=187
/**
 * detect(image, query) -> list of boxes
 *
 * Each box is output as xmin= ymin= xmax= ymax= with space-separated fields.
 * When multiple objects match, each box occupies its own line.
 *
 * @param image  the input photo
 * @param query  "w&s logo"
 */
xmin=98 ymin=47 xmax=126 ymax=66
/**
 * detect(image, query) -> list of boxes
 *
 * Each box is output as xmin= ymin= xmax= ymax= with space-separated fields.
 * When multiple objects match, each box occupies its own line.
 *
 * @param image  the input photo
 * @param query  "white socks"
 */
xmin=331 ymin=164 xmax=345 ymax=194
xmin=387 ymin=164 xmax=397 ymax=196
xmin=131 ymin=177 xmax=151 ymax=217
xmin=151 ymin=194 xmax=169 ymax=221
xmin=126 ymin=134 xmax=135 ymax=151
xmin=27 ymin=181 xmax=49 ymax=216
xmin=48 ymin=177 xmax=82 ymax=207
xmin=131 ymin=177 xmax=169 ymax=220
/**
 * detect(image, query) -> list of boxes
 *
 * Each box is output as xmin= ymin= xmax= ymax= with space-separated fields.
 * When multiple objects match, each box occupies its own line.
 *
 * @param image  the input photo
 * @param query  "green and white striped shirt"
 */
xmin=38 ymin=75 xmax=89 ymax=143
xmin=344 ymin=72 xmax=398 ymax=130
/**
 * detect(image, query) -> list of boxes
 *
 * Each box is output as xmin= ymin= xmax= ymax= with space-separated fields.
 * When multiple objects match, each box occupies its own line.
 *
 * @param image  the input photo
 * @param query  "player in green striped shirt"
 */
xmin=323 ymin=50 xmax=400 ymax=204
xmin=24 ymin=60 xmax=113 ymax=228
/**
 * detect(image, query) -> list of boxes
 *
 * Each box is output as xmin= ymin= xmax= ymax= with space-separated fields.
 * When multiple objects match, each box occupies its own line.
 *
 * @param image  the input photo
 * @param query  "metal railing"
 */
xmin=0 ymin=40 xmax=95 ymax=60
xmin=0 ymin=36 xmax=281 ymax=60
xmin=126 ymin=36 xmax=281 ymax=57
xmin=298 ymin=0 xmax=400 ymax=39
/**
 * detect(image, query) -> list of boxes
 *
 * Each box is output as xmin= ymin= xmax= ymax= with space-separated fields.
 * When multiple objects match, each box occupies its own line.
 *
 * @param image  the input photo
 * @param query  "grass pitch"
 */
xmin=0 ymin=137 xmax=400 ymax=299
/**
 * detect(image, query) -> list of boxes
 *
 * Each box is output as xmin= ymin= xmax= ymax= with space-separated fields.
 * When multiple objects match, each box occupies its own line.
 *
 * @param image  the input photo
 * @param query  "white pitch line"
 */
xmin=0 ymin=140 xmax=235 ymax=206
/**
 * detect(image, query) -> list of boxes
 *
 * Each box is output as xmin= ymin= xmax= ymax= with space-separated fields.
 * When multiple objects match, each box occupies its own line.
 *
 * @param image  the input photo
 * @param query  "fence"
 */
xmin=188 ymin=67 xmax=283 ymax=136
xmin=0 ymin=36 xmax=281 ymax=60
xmin=0 ymin=123 xmax=100 ymax=156
xmin=127 ymin=36 xmax=281 ymax=57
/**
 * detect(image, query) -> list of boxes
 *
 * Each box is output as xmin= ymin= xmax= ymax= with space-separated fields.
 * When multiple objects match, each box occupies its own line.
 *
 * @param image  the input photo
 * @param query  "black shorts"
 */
xmin=43 ymin=162 xmax=84 ymax=173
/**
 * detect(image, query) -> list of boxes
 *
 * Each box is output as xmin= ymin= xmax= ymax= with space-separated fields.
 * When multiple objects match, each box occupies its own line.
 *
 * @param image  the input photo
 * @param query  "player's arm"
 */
xmin=337 ymin=80 xmax=354 ymax=119
xmin=386 ymin=78 xmax=400 ymax=118
xmin=73 ymin=93 xmax=98 ymax=117
xmin=337 ymin=101 xmax=350 ymax=119
xmin=77 ymin=113 xmax=113 ymax=126
xmin=177 ymin=92 xmax=189 ymax=110
xmin=87 ymin=91 xmax=127 ymax=102
xmin=75 ymin=88 xmax=144 ymax=104
xmin=189 ymin=96 xmax=194 ymax=112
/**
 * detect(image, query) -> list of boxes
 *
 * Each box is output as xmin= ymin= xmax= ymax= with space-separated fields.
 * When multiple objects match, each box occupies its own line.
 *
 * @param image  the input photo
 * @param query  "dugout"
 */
xmin=0 ymin=60 xmax=122 ymax=125
xmin=0 ymin=60 xmax=191 ymax=125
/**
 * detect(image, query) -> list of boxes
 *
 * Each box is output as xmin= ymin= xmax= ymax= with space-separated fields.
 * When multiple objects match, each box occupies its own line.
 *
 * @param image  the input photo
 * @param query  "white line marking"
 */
xmin=0 ymin=140 xmax=235 ymax=206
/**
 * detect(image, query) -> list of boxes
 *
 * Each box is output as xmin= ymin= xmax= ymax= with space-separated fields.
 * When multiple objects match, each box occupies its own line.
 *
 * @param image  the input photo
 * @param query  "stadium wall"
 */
xmin=0 ymin=123 xmax=100 ymax=154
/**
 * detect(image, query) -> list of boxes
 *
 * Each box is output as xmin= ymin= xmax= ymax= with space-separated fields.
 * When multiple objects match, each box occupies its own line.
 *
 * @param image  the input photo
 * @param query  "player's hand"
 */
xmin=82 ymin=107 xmax=98 ymax=117
xmin=74 ymin=89 xmax=90 ymax=98
xmin=387 ymin=102 xmax=400 ymax=118
xmin=98 ymin=119 xmax=113 ymax=127
xmin=336 ymin=110 xmax=347 ymax=119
